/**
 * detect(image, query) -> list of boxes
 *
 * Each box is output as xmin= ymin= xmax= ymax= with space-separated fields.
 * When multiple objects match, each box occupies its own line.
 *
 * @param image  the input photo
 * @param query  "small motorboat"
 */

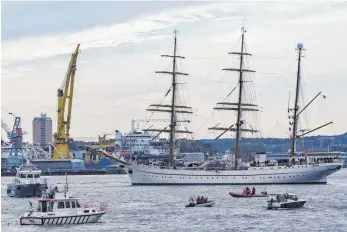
xmin=267 ymin=193 xmax=306 ymax=210
xmin=229 ymin=188 xmax=267 ymax=198
xmin=185 ymin=196 xmax=215 ymax=207
xmin=185 ymin=200 xmax=215 ymax=207
xmin=20 ymin=174 xmax=106 ymax=225
xmin=229 ymin=191 xmax=268 ymax=198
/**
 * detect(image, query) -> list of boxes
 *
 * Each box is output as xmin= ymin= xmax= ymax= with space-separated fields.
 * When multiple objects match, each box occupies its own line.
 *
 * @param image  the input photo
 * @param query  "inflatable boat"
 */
xmin=185 ymin=200 xmax=215 ymax=207
xmin=229 ymin=192 xmax=267 ymax=198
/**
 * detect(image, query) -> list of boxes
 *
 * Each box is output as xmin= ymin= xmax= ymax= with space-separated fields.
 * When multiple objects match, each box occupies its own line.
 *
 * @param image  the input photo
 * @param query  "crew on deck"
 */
xmin=242 ymin=187 xmax=251 ymax=195
xmin=251 ymin=187 xmax=256 ymax=195
xmin=197 ymin=196 xmax=208 ymax=204
xmin=242 ymin=187 xmax=256 ymax=195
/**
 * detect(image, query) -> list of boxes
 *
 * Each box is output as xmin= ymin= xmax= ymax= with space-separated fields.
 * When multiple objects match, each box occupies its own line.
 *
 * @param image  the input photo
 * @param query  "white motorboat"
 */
xmin=20 ymin=175 xmax=106 ymax=225
xmin=7 ymin=161 xmax=48 ymax=198
xmin=267 ymin=193 xmax=306 ymax=210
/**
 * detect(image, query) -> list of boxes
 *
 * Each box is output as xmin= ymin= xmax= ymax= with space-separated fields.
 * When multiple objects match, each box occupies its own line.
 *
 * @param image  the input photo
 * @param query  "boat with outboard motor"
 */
xmin=185 ymin=201 xmax=215 ymax=207
xmin=229 ymin=192 xmax=267 ymax=198
xmin=7 ymin=161 xmax=48 ymax=198
xmin=229 ymin=187 xmax=268 ymax=198
xmin=185 ymin=196 xmax=215 ymax=207
xmin=267 ymin=193 xmax=306 ymax=210
xmin=20 ymin=174 xmax=106 ymax=226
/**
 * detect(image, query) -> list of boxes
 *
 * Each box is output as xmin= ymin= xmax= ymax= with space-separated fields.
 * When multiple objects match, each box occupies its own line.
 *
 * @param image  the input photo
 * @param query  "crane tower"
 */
xmin=52 ymin=44 xmax=80 ymax=159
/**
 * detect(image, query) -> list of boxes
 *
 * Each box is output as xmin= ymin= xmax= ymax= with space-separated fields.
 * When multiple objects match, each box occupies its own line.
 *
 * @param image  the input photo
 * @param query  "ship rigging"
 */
xmin=288 ymin=43 xmax=333 ymax=158
xmin=209 ymin=25 xmax=259 ymax=170
xmin=142 ymin=30 xmax=193 ymax=167
xmin=100 ymin=26 xmax=343 ymax=185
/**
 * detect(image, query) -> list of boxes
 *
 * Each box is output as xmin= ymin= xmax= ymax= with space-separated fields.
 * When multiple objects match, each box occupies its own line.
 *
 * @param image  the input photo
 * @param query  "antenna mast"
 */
xmin=143 ymin=30 xmax=193 ymax=167
xmin=64 ymin=173 xmax=68 ymax=198
xmin=290 ymin=43 xmax=303 ymax=158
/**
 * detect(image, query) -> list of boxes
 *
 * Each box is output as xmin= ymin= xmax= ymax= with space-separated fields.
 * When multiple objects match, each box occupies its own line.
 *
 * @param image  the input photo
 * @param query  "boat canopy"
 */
xmin=267 ymin=193 xmax=298 ymax=202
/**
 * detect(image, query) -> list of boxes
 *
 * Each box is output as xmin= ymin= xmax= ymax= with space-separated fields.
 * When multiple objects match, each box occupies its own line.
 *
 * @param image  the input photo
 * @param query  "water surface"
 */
xmin=2 ymin=169 xmax=347 ymax=232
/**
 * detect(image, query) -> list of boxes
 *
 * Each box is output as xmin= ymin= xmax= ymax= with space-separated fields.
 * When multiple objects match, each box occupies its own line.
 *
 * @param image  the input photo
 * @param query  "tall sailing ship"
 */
xmin=117 ymin=27 xmax=343 ymax=185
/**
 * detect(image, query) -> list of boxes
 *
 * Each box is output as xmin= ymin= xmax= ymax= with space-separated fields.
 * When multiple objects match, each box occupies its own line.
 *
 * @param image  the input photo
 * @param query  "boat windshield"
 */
xmin=37 ymin=200 xmax=55 ymax=212
xmin=287 ymin=194 xmax=298 ymax=201
xmin=278 ymin=195 xmax=288 ymax=202
xmin=18 ymin=173 xmax=40 ymax=178
xmin=57 ymin=200 xmax=82 ymax=209
xmin=268 ymin=194 xmax=288 ymax=202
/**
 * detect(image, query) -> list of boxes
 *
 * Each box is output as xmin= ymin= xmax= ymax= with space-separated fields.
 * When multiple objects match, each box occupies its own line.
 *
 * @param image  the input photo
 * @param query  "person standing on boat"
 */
xmin=251 ymin=187 xmax=256 ymax=195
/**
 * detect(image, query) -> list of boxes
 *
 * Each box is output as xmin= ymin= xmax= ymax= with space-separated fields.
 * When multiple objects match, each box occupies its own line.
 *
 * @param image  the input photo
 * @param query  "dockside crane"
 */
xmin=52 ymin=44 xmax=81 ymax=159
xmin=1 ymin=112 xmax=28 ymax=157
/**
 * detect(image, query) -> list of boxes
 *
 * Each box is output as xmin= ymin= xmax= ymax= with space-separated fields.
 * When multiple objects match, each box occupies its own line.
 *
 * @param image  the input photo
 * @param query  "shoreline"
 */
xmin=1 ymin=170 xmax=127 ymax=177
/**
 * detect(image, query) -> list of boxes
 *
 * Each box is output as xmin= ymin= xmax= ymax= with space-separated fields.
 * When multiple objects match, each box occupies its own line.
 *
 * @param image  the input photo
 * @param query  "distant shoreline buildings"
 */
xmin=32 ymin=113 xmax=52 ymax=148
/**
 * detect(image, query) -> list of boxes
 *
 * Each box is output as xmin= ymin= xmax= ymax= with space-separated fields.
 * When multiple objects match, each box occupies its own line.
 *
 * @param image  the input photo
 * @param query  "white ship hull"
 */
xmin=125 ymin=162 xmax=343 ymax=185
xmin=20 ymin=213 xmax=104 ymax=225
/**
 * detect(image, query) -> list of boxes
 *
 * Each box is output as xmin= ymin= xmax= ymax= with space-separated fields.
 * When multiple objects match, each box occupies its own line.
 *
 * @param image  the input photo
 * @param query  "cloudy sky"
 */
xmin=1 ymin=1 xmax=347 ymax=142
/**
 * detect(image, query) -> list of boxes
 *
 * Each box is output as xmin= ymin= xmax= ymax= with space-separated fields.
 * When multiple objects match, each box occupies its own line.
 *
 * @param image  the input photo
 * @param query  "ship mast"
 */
xmin=290 ymin=43 xmax=303 ymax=158
xmin=234 ymin=26 xmax=246 ymax=169
xmin=169 ymin=30 xmax=178 ymax=167
xmin=209 ymin=26 xmax=257 ymax=170
xmin=289 ymin=43 xmax=333 ymax=158
xmin=143 ymin=30 xmax=193 ymax=167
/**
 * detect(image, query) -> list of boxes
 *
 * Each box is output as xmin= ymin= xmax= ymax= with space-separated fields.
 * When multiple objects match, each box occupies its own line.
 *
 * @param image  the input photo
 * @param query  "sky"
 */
xmin=1 ymin=1 xmax=347 ymax=142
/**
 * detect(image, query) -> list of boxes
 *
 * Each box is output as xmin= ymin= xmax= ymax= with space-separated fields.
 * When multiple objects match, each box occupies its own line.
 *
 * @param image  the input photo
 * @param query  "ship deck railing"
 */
xmin=250 ymin=157 xmax=342 ymax=168
xmin=78 ymin=200 xmax=107 ymax=212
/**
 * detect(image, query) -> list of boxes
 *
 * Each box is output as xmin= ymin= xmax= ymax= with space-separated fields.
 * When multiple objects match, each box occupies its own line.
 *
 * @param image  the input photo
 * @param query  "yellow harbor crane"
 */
xmin=52 ymin=44 xmax=81 ymax=159
xmin=84 ymin=133 xmax=114 ymax=163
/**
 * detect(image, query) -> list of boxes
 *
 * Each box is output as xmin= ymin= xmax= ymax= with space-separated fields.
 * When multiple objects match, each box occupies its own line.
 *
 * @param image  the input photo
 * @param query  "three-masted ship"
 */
xmin=120 ymin=28 xmax=343 ymax=185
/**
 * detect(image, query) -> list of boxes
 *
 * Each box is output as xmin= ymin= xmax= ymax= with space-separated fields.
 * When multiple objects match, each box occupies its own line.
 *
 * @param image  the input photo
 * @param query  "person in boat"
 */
xmin=48 ymin=190 xmax=55 ymax=199
xmin=199 ymin=196 xmax=207 ymax=204
xmin=251 ymin=187 xmax=256 ymax=195
xmin=197 ymin=196 xmax=201 ymax=204
xmin=189 ymin=196 xmax=194 ymax=204
xmin=245 ymin=187 xmax=251 ymax=195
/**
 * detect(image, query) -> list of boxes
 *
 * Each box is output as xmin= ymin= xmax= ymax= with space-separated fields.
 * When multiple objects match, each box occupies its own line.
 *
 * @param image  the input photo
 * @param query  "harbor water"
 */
xmin=2 ymin=169 xmax=347 ymax=232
